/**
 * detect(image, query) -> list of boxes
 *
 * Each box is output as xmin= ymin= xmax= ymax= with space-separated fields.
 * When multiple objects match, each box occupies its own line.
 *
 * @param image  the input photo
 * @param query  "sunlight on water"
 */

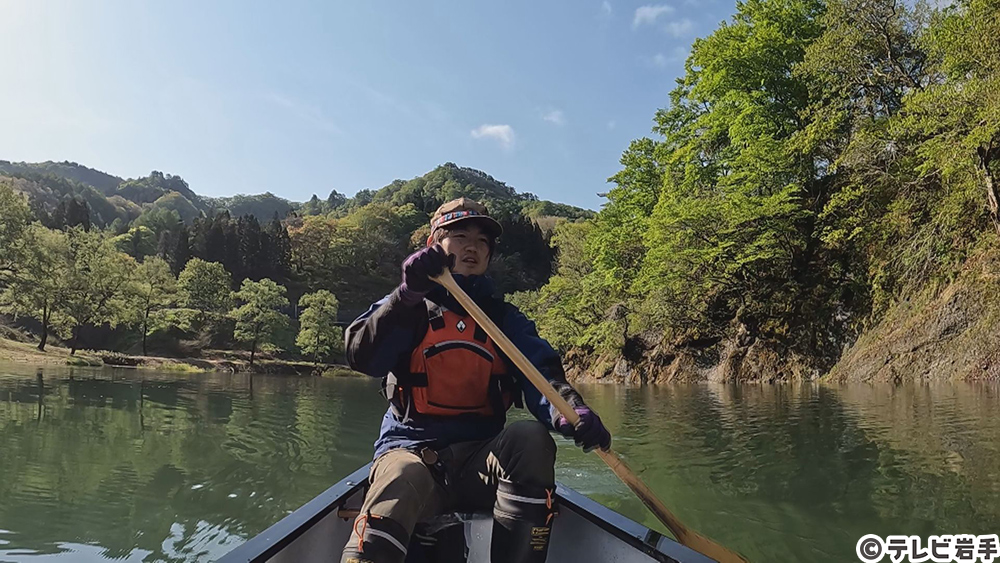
xmin=1 ymin=363 xmax=999 ymax=562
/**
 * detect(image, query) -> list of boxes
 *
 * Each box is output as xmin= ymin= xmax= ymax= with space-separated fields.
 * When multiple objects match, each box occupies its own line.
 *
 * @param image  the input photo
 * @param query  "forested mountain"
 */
xmin=0 ymin=160 xmax=592 ymax=229
xmin=1 ymin=159 xmax=587 ymax=361
xmin=0 ymin=160 xmax=122 ymax=194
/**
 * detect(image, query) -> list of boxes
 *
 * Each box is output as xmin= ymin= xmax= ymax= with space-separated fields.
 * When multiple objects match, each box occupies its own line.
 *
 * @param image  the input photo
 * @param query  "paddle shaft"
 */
xmin=432 ymin=270 xmax=748 ymax=562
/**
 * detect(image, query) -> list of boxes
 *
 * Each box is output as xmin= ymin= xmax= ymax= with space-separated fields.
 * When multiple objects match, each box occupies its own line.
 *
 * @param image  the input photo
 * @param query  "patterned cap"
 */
xmin=430 ymin=197 xmax=503 ymax=238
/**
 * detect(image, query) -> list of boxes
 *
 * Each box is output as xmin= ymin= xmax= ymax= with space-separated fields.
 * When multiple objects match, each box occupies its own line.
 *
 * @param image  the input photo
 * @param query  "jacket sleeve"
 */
xmin=501 ymin=303 xmax=587 ymax=429
xmin=344 ymin=287 xmax=426 ymax=378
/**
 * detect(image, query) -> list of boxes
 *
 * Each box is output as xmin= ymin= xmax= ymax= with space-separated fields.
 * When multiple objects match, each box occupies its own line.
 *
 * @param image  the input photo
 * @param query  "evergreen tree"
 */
xmin=169 ymin=226 xmax=191 ymax=276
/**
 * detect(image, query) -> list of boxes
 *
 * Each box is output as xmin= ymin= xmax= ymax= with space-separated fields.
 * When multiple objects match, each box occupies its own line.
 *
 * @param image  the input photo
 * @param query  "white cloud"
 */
xmin=666 ymin=18 xmax=694 ymax=37
xmin=601 ymin=1 xmax=612 ymax=15
xmin=649 ymin=46 xmax=689 ymax=68
xmin=633 ymin=4 xmax=673 ymax=28
xmin=471 ymin=124 xmax=515 ymax=150
xmin=542 ymin=109 xmax=565 ymax=126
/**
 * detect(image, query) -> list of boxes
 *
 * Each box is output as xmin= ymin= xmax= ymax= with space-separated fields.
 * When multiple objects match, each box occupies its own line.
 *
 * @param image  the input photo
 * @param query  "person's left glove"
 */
xmin=555 ymin=406 xmax=612 ymax=452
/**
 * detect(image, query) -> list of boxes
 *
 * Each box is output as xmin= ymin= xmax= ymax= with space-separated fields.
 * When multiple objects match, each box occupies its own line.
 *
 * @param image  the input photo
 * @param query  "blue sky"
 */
xmin=0 ymin=0 xmax=737 ymax=210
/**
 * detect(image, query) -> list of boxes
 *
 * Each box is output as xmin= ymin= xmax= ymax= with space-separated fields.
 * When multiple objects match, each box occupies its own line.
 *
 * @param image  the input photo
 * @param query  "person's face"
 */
xmin=439 ymin=222 xmax=491 ymax=277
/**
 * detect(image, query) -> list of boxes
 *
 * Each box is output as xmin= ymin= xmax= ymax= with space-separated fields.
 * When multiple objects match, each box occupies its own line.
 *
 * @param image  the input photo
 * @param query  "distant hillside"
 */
xmin=2 ymin=160 xmax=593 ymax=229
xmin=0 ymin=160 xmax=122 ymax=194
xmin=300 ymin=163 xmax=595 ymax=222
xmin=203 ymin=193 xmax=295 ymax=222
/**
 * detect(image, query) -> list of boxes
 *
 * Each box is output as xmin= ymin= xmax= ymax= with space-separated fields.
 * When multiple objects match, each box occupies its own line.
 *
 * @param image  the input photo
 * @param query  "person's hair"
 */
xmin=431 ymin=221 xmax=497 ymax=257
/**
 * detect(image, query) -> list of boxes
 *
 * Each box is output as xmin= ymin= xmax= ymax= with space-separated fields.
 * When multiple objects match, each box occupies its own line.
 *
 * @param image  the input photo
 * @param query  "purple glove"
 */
xmin=399 ymin=245 xmax=453 ymax=304
xmin=555 ymin=406 xmax=612 ymax=453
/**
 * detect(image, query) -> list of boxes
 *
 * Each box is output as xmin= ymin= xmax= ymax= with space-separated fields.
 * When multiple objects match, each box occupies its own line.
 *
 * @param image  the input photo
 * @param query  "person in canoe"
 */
xmin=341 ymin=197 xmax=612 ymax=563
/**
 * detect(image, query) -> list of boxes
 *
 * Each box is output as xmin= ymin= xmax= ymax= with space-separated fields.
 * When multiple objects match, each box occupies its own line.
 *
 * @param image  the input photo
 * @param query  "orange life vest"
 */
xmin=389 ymin=303 xmax=517 ymax=419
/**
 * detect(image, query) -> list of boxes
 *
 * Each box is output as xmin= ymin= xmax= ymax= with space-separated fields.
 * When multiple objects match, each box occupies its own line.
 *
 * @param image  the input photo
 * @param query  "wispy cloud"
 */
xmin=669 ymin=45 xmax=690 ymax=62
xmin=666 ymin=18 xmax=694 ymax=37
xmin=542 ymin=109 xmax=565 ymax=126
xmin=633 ymin=4 xmax=674 ymax=28
xmin=607 ymin=120 xmax=617 ymax=130
xmin=264 ymin=92 xmax=342 ymax=135
xmin=649 ymin=46 xmax=689 ymax=68
xmin=471 ymin=124 xmax=515 ymax=150
xmin=601 ymin=1 xmax=613 ymax=16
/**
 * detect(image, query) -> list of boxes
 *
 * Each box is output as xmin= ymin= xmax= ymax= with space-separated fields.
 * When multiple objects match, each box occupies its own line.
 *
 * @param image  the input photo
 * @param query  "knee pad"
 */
xmin=493 ymin=479 xmax=555 ymax=524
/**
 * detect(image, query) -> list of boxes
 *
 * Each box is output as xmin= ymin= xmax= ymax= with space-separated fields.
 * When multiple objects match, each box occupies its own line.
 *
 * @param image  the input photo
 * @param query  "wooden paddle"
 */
xmin=433 ymin=269 xmax=749 ymax=563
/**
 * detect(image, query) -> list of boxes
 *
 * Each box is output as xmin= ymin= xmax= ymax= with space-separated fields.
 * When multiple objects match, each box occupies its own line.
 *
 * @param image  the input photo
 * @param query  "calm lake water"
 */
xmin=1 ymin=363 xmax=998 ymax=562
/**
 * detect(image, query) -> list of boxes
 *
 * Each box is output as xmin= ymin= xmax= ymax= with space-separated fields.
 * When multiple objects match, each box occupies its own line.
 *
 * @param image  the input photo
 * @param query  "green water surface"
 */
xmin=1 ymin=363 xmax=998 ymax=562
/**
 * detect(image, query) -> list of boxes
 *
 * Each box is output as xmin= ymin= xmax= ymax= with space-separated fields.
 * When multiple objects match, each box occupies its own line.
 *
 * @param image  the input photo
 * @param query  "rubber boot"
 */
xmin=490 ymin=479 xmax=555 ymax=563
xmin=342 ymin=512 xmax=410 ymax=563
xmin=406 ymin=517 xmax=468 ymax=563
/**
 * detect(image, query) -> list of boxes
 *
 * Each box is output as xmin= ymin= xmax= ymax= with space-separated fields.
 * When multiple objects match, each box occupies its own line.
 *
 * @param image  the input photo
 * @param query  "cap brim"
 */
xmin=434 ymin=215 xmax=503 ymax=237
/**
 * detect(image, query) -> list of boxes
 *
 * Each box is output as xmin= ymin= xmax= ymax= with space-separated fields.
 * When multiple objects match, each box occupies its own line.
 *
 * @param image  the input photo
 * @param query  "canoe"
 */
xmin=218 ymin=464 xmax=717 ymax=563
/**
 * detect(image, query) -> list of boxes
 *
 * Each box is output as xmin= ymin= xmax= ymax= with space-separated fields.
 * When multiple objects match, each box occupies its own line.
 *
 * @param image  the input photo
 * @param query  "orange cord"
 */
xmin=545 ymin=488 xmax=555 ymax=525
xmin=353 ymin=512 xmax=383 ymax=552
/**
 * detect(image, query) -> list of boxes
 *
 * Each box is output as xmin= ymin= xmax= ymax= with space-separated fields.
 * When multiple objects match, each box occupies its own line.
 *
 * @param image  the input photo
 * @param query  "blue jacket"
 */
xmin=344 ymin=274 xmax=585 ymax=458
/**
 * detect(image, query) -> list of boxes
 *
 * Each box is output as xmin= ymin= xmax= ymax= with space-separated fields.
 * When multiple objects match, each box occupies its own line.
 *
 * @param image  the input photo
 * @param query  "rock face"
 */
xmin=564 ymin=248 xmax=1000 ymax=385
xmin=826 ymin=250 xmax=1000 ymax=383
xmin=564 ymin=333 xmax=824 ymax=384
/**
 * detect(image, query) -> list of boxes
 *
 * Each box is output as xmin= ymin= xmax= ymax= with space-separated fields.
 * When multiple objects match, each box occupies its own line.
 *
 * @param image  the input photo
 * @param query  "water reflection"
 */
xmin=558 ymin=382 xmax=1000 ymax=562
xmin=2 ymin=365 xmax=999 ymax=562
xmin=0 ymin=365 xmax=383 ymax=562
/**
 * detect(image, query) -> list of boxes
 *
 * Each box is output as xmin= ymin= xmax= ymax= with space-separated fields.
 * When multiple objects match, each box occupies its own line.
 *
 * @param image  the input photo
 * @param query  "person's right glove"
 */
xmin=555 ymin=406 xmax=612 ymax=453
xmin=399 ymin=244 xmax=452 ymax=303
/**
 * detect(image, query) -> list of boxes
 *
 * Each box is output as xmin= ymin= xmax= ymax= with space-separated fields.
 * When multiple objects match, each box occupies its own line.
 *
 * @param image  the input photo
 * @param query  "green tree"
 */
xmin=903 ymin=0 xmax=1000 ymax=235
xmin=112 ymin=225 xmax=157 ymax=260
xmin=295 ymin=290 xmax=342 ymax=365
xmin=0 ymin=225 xmax=72 ymax=351
xmin=134 ymin=207 xmax=183 ymax=238
xmin=61 ymin=228 xmax=137 ymax=354
xmin=178 ymin=258 xmax=233 ymax=318
xmin=288 ymin=215 xmax=347 ymax=291
xmin=126 ymin=257 xmax=180 ymax=355
xmin=231 ymin=278 xmax=289 ymax=366
xmin=300 ymin=194 xmax=325 ymax=216
xmin=651 ymin=0 xmax=822 ymax=323
xmin=326 ymin=189 xmax=347 ymax=210
xmin=798 ymin=0 xmax=931 ymax=317
xmin=0 ymin=181 xmax=32 ymax=279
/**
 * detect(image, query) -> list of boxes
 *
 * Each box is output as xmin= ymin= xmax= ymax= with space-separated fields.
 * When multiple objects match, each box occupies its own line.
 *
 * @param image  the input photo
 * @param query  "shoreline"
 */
xmin=0 ymin=337 xmax=363 ymax=377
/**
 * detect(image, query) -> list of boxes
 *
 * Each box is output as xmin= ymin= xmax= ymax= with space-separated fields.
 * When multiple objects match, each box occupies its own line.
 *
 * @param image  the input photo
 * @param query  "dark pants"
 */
xmin=342 ymin=420 xmax=557 ymax=562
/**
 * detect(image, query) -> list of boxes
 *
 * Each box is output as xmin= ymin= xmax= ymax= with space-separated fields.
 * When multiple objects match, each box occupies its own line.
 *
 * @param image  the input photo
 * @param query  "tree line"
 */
xmin=1 ymin=162 xmax=563 ymax=362
xmin=1 ymin=184 xmax=341 ymax=366
xmin=513 ymin=0 xmax=1000 ymax=374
